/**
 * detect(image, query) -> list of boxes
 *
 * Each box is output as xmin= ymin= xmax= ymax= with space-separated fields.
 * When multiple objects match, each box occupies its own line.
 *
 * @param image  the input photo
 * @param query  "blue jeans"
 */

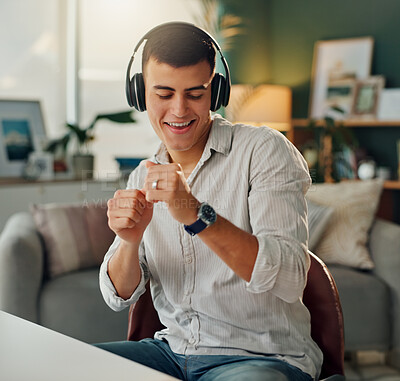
xmin=94 ymin=339 xmax=313 ymax=381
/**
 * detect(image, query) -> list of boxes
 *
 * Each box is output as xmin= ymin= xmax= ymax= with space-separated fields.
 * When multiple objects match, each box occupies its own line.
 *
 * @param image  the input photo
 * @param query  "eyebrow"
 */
xmin=153 ymin=85 xmax=207 ymax=92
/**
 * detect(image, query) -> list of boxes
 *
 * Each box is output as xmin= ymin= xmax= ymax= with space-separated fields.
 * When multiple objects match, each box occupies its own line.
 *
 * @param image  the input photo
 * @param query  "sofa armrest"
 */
xmin=0 ymin=212 xmax=44 ymax=323
xmin=369 ymin=218 xmax=400 ymax=369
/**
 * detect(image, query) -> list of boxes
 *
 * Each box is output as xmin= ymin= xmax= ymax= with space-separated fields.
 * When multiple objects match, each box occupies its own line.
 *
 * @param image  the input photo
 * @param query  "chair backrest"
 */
xmin=127 ymin=251 xmax=345 ymax=379
xmin=303 ymin=251 xmax=345 ymax=379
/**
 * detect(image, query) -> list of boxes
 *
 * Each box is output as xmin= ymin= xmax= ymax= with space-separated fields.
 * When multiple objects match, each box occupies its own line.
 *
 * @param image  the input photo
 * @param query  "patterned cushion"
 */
xmin=306 ymin=179 xmax=384 ymax=269
xmin=31 ymin=202 xmax=115 ymax=278
xmin=307 ymin=199 xmax=334 ymax=252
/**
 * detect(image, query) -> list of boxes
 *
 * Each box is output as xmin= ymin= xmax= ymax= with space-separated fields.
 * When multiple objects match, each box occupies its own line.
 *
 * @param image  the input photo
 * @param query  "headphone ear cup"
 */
xmin=210 ymin=73 xmax=226 ymax=112
xmin=126 ymin=74 xmax=135 ymax=108
xmin=128 ymin=73 xmax=146 ymax=112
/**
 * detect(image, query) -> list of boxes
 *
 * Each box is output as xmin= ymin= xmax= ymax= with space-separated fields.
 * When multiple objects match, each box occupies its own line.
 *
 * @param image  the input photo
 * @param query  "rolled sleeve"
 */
xmin=99 ymin=237 xmax=148 ymax=311
xmin=246 ymin=128 xmax=311 ymax=302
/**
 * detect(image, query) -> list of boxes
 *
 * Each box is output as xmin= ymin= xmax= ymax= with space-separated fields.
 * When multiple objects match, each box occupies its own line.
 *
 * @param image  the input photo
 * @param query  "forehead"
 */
xmin=144 ymin=57 xmax=213 ymax=88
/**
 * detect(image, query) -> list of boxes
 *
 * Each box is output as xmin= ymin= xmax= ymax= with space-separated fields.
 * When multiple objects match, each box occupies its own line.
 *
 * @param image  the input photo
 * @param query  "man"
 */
xmin=98 ymin=22 xmax=322 ymax=381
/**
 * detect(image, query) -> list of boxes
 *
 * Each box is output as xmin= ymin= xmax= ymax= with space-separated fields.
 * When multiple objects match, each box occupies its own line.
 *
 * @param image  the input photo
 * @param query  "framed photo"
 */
xmin=309 ymin=37 xmax=374 ymax=119
xmin=350 ymin=76 xmax=385 ymax=119
xmin=324 ymin=78 xmax=357 ymax=119
xmin=0 ymin=100 xmax=47 ymax=177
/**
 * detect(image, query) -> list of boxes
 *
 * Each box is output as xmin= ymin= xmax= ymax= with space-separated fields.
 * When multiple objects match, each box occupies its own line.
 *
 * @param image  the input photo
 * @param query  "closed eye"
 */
xmin=187 ymin=94 xmax=203 ymax=100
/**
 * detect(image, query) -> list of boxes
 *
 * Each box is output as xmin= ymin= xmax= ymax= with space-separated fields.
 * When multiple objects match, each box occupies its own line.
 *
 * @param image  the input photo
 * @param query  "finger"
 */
xmin=176 ymin=170 xmax=191 ymax=193
xmin=108 ymin=202 xmax=144 ymax=220
xmin=110 ymin=217 xmax=136 ymax=230
xmin=145 ymin=160 xmax=159 ymax=169
xmin=108 ymin=196 xmax=146 ymax=211
xmin=113 ymin=189 xmax=145 ymax=200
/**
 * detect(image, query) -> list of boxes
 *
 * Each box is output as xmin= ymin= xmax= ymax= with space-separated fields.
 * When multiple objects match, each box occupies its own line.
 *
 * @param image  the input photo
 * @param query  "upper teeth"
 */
xmin=169 ymin=121 xmax=191 ymax=127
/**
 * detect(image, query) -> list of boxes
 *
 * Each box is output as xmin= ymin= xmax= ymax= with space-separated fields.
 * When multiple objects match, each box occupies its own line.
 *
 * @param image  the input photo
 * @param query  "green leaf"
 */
xmin=92 ymin=111 xmax=136 ymax=128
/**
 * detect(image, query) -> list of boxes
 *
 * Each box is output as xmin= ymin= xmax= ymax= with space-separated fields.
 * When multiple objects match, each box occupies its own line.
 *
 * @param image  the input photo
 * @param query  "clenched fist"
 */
xmin=107 ymin=188 xmax=153 ymax=245
xmin=143 ymin=161 xmax=199 ymax=225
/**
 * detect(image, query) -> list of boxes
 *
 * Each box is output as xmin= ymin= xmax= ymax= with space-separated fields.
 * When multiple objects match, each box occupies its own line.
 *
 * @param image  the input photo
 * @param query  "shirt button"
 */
xmin=188 ymin=338 xmax=195 ymax=345
xmin=186 ymin=256 xmax=193 ymax=264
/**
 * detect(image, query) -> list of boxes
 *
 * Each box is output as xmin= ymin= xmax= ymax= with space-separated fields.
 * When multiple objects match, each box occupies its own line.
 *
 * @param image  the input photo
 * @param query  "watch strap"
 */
xmin=184 ymin=219 xmax=208 ymax=236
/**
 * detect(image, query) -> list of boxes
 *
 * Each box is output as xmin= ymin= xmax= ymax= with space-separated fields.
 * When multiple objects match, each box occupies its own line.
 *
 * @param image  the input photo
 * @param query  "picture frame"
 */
xmin=0 ymin=99 xmax=47 ymax=177
xmin=350 ymin=76 xmax=385 ymax=119
xmin=309 ymin=37 xmax=374 ymax=119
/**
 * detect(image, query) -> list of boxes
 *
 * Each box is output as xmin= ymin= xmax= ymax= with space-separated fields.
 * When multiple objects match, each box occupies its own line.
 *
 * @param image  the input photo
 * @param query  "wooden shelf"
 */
xmin=292 ymin=118 xmax=400 ymax=128
xmin=384 ymin=180 xmax=400 ymax=190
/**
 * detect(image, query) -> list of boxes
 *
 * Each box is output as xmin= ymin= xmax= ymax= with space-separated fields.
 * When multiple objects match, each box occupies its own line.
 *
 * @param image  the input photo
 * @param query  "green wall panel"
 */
xmin=222 ymin=0 xmax=400 ymax=117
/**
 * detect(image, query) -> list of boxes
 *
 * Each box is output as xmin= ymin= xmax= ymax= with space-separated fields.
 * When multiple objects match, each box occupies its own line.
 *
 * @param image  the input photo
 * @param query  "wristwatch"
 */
xmin=184 ymin=202 xmax=217 ymax=236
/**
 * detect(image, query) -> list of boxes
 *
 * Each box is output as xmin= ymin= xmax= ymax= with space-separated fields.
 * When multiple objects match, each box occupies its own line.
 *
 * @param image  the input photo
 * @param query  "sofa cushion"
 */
xmin=39 ymin=268 xmax=128 ymax=343
xmin=31 ymin=202 xmax=115 ymax=278
xmin=306 ymin=179 xmax=383 ymax=269
xmin=307 ymin=199 xmax=334 ymax=252
xmin=329 ymin=265 xmax=391 ymax=351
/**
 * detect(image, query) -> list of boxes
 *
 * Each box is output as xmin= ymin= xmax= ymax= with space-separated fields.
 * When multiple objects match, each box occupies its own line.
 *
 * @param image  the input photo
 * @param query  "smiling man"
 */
xmin=97 ymin=22 xmax=322 ymax=381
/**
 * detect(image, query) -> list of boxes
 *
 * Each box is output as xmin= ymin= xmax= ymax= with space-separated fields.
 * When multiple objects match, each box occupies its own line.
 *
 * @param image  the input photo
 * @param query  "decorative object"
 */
xmin=376 ymin=166 xmax=391 ymax=180
xmin=225 ymin=84 xmax=292 ymax=132
xmin=0 ymin=100 xmax=46 ymax=177
xmin=357 ymin=159 xmax=376 ymax=180
xmin=30 ymin=201 xmax=115 ymax=278
xmin=46 ymin=110 xmax=136 ymax=180
xmin=377 ymin=88 xmax=400 ymax=120
xmin=324 ymin=78 xmax=357 ymax=119
xmin=306 ymin=179 xmax=384 ymax=269
xmin=23 ymin=150 xmax=54 ymax=181
xmin=350 ymin=76 xmax=385 ymax=119
xmin=309 ymin=37 xmax=374 ymax=119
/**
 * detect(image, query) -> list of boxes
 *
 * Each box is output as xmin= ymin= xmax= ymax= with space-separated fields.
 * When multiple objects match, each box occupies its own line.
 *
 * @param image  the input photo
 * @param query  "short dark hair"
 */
xmin=142 ymin=25 xmax=216 ymax=76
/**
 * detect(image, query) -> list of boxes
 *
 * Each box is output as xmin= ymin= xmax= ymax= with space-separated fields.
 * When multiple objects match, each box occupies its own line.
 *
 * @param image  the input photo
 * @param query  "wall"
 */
xmin=222 ymin=0 xmax=400 ymax=117
xmin=222 ymin=0 xmax=400 ymax=177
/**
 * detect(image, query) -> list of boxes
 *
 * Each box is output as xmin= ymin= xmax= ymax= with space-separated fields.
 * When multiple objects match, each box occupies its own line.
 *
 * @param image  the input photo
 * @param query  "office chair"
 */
xmin=127 ymin=251 xmax=345 ymax=380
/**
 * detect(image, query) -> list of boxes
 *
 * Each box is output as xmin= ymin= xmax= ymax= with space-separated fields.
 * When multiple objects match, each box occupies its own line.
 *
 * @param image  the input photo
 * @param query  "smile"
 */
xmin=164 ymin=120 xmax=195 ymax=134
xmin=166 ymin=120 xmax=194 ymax=127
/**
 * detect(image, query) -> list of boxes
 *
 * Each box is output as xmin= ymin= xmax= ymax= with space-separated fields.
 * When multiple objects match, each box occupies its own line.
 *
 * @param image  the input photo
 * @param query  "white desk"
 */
xmin=0 ymin=311 xmax=177 ymax=381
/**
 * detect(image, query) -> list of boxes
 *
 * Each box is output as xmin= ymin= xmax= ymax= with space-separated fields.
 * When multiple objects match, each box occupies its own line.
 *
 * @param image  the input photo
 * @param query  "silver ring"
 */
xmin=151 ymin=180 xmax=159 ymax=190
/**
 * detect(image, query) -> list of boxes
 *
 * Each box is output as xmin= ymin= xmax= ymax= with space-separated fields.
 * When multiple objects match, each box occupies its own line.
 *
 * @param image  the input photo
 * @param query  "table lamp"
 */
xmin=226 ymin=84 xmax=292 ymax=132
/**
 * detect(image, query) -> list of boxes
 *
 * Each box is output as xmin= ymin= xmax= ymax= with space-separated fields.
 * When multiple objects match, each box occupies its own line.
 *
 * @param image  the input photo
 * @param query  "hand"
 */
xmin=107 ymin=188 xmax=153 ymax=245
xmin=143 ymin=161 xmax=199 ymax=225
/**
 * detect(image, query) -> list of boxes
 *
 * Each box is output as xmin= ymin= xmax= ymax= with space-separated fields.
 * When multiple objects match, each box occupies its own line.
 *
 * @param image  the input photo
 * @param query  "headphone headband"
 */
xmin=126 ymin=21 xmax=231 ymax=112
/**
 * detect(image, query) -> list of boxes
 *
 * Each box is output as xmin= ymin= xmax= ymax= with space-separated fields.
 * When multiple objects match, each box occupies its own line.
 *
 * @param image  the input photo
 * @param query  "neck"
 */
xmin=167 ymin=118 xmax=213 ymax=176
xmin=168 ymin=150 xmax=200 ymax=177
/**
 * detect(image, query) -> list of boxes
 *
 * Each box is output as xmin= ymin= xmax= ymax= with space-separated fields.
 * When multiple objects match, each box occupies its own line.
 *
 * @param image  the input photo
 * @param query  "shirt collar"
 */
xmin=153 ymin=114 xmax=233 ymax=164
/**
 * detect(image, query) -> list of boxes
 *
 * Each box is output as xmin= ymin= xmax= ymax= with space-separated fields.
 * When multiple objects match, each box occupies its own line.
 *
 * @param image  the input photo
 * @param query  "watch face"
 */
xmin=200 ymin=203 xmax=217 ymax=225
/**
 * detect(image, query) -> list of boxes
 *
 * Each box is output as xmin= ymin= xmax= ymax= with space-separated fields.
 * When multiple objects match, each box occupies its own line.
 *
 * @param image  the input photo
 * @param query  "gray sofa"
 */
xmin=0 ymin=211 xmax=400 ymax=374
xmin=0 ymin=212 xmax=128 ymax=344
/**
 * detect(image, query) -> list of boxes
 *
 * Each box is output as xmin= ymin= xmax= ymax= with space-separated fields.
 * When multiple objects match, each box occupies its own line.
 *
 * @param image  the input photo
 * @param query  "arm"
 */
xmin=99 ymin=165 xmax=154 ymax=311
xmin=106 ymin=189 xmax=153 ymax=300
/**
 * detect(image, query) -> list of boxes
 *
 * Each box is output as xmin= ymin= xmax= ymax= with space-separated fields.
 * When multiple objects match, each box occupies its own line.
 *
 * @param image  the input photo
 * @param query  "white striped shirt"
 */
xmin=99 ymin=115 xmax=323 ymax=380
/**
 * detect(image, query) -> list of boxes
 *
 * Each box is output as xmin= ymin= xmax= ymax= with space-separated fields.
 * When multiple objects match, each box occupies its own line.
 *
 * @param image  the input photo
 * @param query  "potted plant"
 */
xmin=46 ymin=110 xmax=136 ymax=179
xmin=303 ymin=107 xmax=359 ymax=183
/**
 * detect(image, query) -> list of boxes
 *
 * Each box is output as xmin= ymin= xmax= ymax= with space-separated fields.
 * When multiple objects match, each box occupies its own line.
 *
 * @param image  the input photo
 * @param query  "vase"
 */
xmin=73 ymin=154 xmax=94 ymax=180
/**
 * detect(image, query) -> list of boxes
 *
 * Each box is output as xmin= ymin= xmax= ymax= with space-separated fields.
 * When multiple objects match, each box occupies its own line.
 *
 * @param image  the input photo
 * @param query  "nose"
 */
xmin=171 ymin=94 xmax=188 ymax=117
